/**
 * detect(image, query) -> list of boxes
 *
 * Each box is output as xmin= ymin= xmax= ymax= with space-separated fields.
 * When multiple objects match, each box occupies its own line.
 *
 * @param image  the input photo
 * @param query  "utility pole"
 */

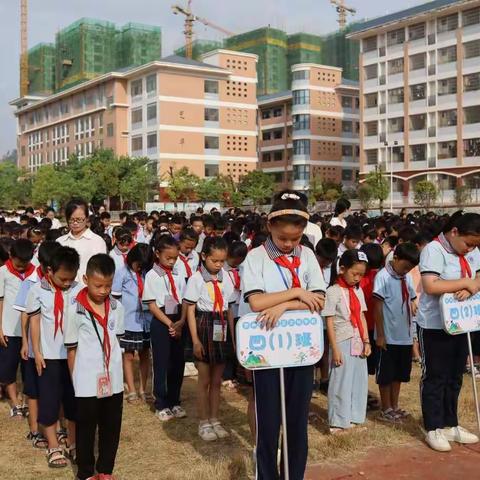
xmin=20 ymin=0 xmax=28 ymax=97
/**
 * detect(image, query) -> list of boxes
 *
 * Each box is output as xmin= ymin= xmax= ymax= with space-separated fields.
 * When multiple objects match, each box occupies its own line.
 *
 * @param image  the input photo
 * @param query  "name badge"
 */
xmin=97 ymin=373 xmax=112 ymax=399
xmin=350 ymin=328 xmax=363 ymax=357
xmin=213 ymin=319 xmax=227 ymax=343
xmin=165 ymin=295 xmax=179 ymax=315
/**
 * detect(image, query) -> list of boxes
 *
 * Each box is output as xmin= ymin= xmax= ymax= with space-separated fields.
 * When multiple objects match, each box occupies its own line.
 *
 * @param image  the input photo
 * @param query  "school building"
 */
xmin=258 ymin=64 xmax=360 ymax=191
xmin=348 ymin=0 xmax=480 ymax=205
xmin=10 ymin=49 xmax=258 ymax=186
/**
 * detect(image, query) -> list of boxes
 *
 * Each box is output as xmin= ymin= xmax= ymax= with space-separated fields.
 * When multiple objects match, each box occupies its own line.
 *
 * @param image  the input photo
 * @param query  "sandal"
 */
xmin=198 ymin=422 xmax=217 ymax=442
xmin=126 ymin=392 xmax=140 ymax=405
xmin=329 ymin=427 xmax=348 ymax=435
xmin=10 ymin=405 xmax=24 ymax=418
xmin=222 ymin=380 xmax=239 ymax=392
xmin=210 ymin=420 xmax=229 ymax=439
xmin=378 ymin=408 xmax=403 ymax=424
xmin=394 ymin=408 xmax=410 ymax=419
xmin=139 ymin=391 xmax=154 ymax=403
xmin=46 ymin=447 xmax=68 ymax=468
xmin=27 ymin=431 xmax=48 ymax=449
xmin=57 ymin=428 xmax=68 ymax=445
xmin=65 ymin=443 xmax=76 ymax=464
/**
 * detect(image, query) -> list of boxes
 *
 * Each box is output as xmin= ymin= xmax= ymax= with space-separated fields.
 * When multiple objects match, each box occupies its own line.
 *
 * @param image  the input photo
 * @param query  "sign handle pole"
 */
xmin=279 ymin=367 xmax=290 ymax=480
xmin=467 ymin=332 xmax=480 ymax=433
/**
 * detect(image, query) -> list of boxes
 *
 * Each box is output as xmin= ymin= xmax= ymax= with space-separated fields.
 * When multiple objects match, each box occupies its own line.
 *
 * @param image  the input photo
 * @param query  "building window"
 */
xmin=131 ymin=79 xmax=143 ymax=98
xmin=409 ymin=114 xmax=426 ymax=130
xmin=147 ymin=103 xmax=157 ymax=122
xmin=261 ymin=109 xmax=271 ymax=120
xmin=410 ymin=144 xmax=426 ymax=162
xmin=131 ymin=136 xmax=143 ymax=153
xmin=341 ymin=96 xmax=353 ymax=108
xmin=273 ymin=129 xmax=283 ymax=140
xmin=363 ymin=36 xmax=377 ymax=53
xmin=410 ymin=53 xmax=426 ymax=71
xmin=438 ymin=109 xmax=457 ymax=127
xmin=147 ymin=132 xmax=157 ymax=150
xmin=131 ymin=108 xmax=143 ymax=127
xmin=364 ymin=93 xmax=378 ymax=108
xmin=437 ymin=13 xmax=458 ymax=33
xmin=438 ymin=141 xmax=457 ymax=159
xmin=205 ymin=164 xmax=219 ymax=177
xmin=146 ymin=74 xmax=157 ymax=95
xmin=364 ymin=64 xmax=377 ymax=80
xmin=438 ymin=45 xmax=457 ymax=64
xmin=293 ymin=114 xmax=310 ymax=131
xmin=292 ymin=90 xmax=310 ymax=105
xmin=387 ymin=28 xmax=405 ymax=46
xmin=293 ymin=139 xmax=310 ymax=155
xmin=388 ymin=58 xmax=404 ymax=75
xmin=464 ymin=138 xmax=480 ymax=157
xmin=274 ymin=151 xmax=283 ymax=161
xmin=410 ymin=83 xmax=426 ymax=101
xmin=107 ymin=123 xmax=114 ymax=137
xmin=365 ymin=121 xmax=378 ymax=136
xmin=366 ymin=149 xmax=378 ymax=165
xmin=342 ymin=121 xmax=353 ymax=133
xmin=342 ymin=169 xmax=353 ymax=181
xmin=342 ymin=145 xmax=353 ymax=156
xmin=292 ymin=70 xmax=309 ymax=81
xmin=463 ymin=7 xmax=480 ymax=27
xmin=388 ymin=117 xmax=404 ymax=133
xmin=464 ymin=72 xmax=480 ymax=92
xmin=464 ymin=39 xmax=480 ymax=59
xmin=262 ymin=131 xmax=272 ymax=141
xmin=273 ymin=107 xmax=283 ymax=117
xmin=409 ymin=22 xmax=425 ymax=41
xmin=262 ymin=153 xmax=271 ymax=162
xmin=464 ymin=106 xmax=480 ymax=124
xmin=205 ymin=136 xmax=219 ymax=150
xmin=388 ymin=87 xmax=404 ymax=104
xmin=204 ymin=108 xmax=219 ymax=122
xmin=293 ymin=164 xmax=310 ymax=181
xmin=438 ymin=77 xmax=457 ymax=96
xmin=204 ymin=80 xmax=219 ymax=94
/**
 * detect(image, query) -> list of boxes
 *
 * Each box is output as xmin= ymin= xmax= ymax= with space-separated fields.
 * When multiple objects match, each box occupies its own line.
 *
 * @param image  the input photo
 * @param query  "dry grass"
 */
xmin=0 ymin=364 xmax=478 ymax=479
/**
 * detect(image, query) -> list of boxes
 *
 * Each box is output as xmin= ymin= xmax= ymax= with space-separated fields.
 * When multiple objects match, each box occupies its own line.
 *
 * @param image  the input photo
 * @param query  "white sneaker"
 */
xmin=425 ymin=429 xmax=452 ymax=452
xmin=198 ymin=422 xmax=217 ymax=442
xmin=442 ymin=426 xmax=479 ymax=444
xmin=210 ymin=420 xmax=229 ymax=438
xmin=171 ymin=405 xmax=187 ymax=418
xmin=155 ymin=408 xmax=174 ymax=422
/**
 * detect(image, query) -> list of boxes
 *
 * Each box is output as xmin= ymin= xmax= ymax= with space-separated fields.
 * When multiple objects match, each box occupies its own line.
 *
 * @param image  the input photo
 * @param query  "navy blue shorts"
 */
xmin=0 ymin=337 xmax=22 ymax=385
xmin=376 ymin=344 xmax=413 ymax=386
xmin=23 ymin=358 xmax=39 ymax=399
xmin=38 ymin=359 xmax=76 ymax=426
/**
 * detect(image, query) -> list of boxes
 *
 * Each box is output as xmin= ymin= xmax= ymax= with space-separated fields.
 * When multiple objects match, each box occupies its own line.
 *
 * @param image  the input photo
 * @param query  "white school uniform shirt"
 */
xmin=50 ymin=218 xmax=62 ymax=229
xmin=330 ymin=217 xmax=347 ymax=229
xmin=175 ymin=250 xmax=200 ymax=281
xmin=372 ymin=265 xmax=417 ymax=345
xmin=184 ymin=267 xmax=236 ymax=312
xmin=238 ymin=237 xmax=326 ymax=317
xmin=64 ymin=295 xmax=125 ymax=397
xmin=58 ymin=228 xmax=107 ymax=281
xmin=304 ymin=221 xmax=323 ymax=248
xmin=109 ymin=247 xmax=127 ymax=273
xmin=0 ymin=265 xmax=36 ymax=337
xmin=142 ymin=264 xmax=186 ymax=309
xmin=196 ymin=232 xmax=206 ymax=253
xmin=417 ymin=234 xmax=480 ymax=330
xmin=224 ymin=263 xmax=243 ymax=318
xmin=26 ymin=279 xmax=82 ymax=360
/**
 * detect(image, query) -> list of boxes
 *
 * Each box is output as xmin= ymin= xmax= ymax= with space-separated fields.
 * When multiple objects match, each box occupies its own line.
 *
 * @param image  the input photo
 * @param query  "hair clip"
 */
xmin=281 ymin=193 xmax=300 ymax=201
xmin=358 ymin=251 xmax=369 ymax=263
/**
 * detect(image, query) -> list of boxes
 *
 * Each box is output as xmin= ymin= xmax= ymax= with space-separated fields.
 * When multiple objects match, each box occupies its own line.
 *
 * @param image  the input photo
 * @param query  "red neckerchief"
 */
xmin=435 ymin=233 xmax=472 ymax=278
xmin=5 ymin=259 xmax=35 ymax=281
xmin=76 ymin=288 xmax=111 ymax=377
xmin=114 ymin=246 xmax=128 ymax=264
xmin=155 ymin=265 xmax=179 ymax=303
xmin=179 ymin=253 xmax=193 ymax=278
xmin=135 ymin=272 xmax=144 ymax=299
xmin=337 ymin=277 xmax=365 ymax=340
xmin=273 ymin=255 xmax=301 ymax=288
xmin=47 ymin=275 xmax=64 ymax=339
xmin=229 ymin=268 xmax=241 ymax=290
xmin=36 ymin=266 xmax=44 ymax=280
xmin=212 ymin=278 xmax=226 ymax=335
xmin=385 ymin=262 xmax=411 ymax=334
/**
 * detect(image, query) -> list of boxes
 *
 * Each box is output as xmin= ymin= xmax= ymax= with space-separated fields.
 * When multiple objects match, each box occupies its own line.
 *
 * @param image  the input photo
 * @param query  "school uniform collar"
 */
xmin=65 ymin=228 xmax=94 ymax=241
xmin=436 ymin=232 xmax=455 ymax=254
xmin=179 ymin=251 xmax=194 ymax=261
xmin=152 ymin=263 xmax=178 ymax=277
xmin=40 ymin=277 xmax=79 ymax=293
xmin=385 ymin=261 xmax=405 ymax=280
xmin=76 ymin=295 xmax=118 ymax=315
xmin=264 ymin=237 xmax=301 ymax=260
xmin=113 ymin=246 xmax=125 ymax=256
xmin=200 ymin=266 xmax=223 ymax=283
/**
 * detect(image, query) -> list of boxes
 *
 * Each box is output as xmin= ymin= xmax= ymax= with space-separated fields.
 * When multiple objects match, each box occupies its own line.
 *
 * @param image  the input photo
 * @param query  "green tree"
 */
xmin=195 ymin=177 xmax=224 ymax=207
xmin=119 ymin=157 xmax=157 ymax=209
xmin=414 ymin=180 xmax=438 ymax=211
xmin=163 ymin=166 xmax=199 ymax=206
xmin=218 ymin=175 xmax=244 ymax=207
xmin=0 ymin=162 xmax=30 ymax=208
xmin=239 ymin=170 xmax=275 ymax=208
xmin=308 ymin=174 xmax=324 ymax=207
xmin=31 ymin=165 xmax=76 ymax=206
xmin=358 ymin=183 xmax=375 ymax=211
xmin=364 ymin=166 xmax=390 ymax=213
xmin=454 ymin=184 xmax=472 ymax=206
xmin=324 ymin=188 xmax=340 ymax=203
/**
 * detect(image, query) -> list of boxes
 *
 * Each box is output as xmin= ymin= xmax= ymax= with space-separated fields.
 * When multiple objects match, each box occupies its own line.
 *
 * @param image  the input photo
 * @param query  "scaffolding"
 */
xmin=55 ymin=18 xmax=117 ymax=91
xmin=287 ymin=33 xmax=322 ymax=82
xmin=116 ymin=23 xmax=162 ymax=68
xmin=225 ymin=27 xmax=288 ymax=96
xmin=28 ymin=43 xmax=56 ymax=95
xmin=174 ymin=39 xmax=222 ymax=61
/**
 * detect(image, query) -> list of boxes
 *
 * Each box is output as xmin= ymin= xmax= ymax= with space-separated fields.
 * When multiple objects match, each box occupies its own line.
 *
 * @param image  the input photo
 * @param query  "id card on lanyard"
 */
xmin=339 ymin=288 xmax=363 ymax=357
xmin=163 ymin=277 xmax=179 ymax=315
xmin=275 ymin=263 xmax=300 ymax=289
xmin=88 ymin=312 xmax=113 ymax=399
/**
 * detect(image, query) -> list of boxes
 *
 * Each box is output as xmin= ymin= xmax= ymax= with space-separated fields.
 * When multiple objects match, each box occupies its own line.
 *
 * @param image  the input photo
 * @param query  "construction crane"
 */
xmin=330 ymin=0 xmax=356 ymax=30
xmin=172 ymin=0 xmax=235 ymax=59
xmin=20 ymin=0 xmax=28 ymax=97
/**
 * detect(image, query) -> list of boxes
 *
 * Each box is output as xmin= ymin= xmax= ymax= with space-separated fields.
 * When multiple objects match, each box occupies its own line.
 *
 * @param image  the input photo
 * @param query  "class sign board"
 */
xmin=441 ymin=293 xmax=480 ymax=335
xmin=236 ymin=311 xmax=324 ymax=370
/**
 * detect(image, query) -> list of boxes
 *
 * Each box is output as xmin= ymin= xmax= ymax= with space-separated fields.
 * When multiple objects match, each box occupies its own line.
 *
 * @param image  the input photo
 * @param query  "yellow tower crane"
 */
xmin=20 ymin=0 xmax=29 ymax=97
xmin=172 ymin=0 xmax=235 ymax=59
xmin=330 ymin=0 xmax=356 ymax=30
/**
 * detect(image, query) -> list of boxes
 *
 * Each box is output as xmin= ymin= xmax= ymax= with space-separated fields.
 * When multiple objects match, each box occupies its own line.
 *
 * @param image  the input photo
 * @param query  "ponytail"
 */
xmin=442 ymin=210 xmax=480 ymax=236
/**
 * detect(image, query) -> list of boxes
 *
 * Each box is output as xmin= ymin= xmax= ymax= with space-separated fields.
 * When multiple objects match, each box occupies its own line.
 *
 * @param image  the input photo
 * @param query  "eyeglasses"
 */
xmin=68 ymin=217 xmax=87 ymax=224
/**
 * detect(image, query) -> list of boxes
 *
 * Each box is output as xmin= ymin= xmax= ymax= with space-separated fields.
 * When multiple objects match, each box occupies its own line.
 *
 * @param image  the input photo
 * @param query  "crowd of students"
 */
xmin=0 ymin=193 xmax=480 ymax=480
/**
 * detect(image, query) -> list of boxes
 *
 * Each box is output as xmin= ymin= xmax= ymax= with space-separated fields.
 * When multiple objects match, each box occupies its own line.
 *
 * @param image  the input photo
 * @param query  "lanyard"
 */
xmin=275 ymin=262 xmax=299 ymax=289
xmin=88 ymin=312 xmax=109 ymax=375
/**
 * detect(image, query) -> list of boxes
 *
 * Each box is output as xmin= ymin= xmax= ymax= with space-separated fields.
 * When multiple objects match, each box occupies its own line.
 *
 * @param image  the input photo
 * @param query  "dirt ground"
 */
xmin=0 ymin=365 xmax=479 ymax=480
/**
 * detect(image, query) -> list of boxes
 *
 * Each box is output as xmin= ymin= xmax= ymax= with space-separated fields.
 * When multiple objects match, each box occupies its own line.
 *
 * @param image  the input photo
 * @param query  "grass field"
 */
xmin=0 ymin=365 xmax=478 ymax=480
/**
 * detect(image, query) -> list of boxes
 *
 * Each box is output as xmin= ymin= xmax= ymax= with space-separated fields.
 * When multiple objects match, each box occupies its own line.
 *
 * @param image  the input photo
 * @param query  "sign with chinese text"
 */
xmin=236 ymin=311 xmax=324 ymax=370
xmin=441 ymin=293 xmax=480 ymax=335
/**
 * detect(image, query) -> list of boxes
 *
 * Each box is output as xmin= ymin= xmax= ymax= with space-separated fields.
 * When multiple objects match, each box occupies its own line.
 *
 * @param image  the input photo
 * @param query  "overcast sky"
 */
xmin=0 ymin=0 xmax=425 ymax=155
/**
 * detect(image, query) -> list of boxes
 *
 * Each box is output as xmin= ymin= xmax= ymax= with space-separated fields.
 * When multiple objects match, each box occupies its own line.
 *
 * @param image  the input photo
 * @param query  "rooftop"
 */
xmin=348 ymin=0 xmax=468 ymax=37
xmin=258 ymin=90 xmax=292 ymax=104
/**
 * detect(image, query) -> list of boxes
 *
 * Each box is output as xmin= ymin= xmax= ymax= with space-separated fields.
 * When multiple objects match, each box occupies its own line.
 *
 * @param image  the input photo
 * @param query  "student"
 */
xmin=191 ymin=216 xmax=204 ymax=252
xmin=143 ymin=235 xmax=187 ymax=421
xmin=0 ymin=238 xmax=35 ymax=417
xmin=64 ymin=254 xmax=125 ymax=480
xmin=112 ymin=244 xmax=154 ymax=404
xmin=168 ymin=215 xmax=184 ymax=240
xmin=417 ymin=212 xmax=480 ymax=452
xmin=337 ymin=224 xmax=362 ymax=256
xmin=240 ymin=191 xmax=326 ymax=480
xmin=323 ymin=249 xmax=371 ymax=434
xmin=325 ymin=225 xmax=345 ymax=247
xmin=330 ymin=198 xmax=351 ymax=229
xmin=184 ymin=237 xmax=236 ymax=442
xmin=100 ymin=212 xmax=113 ymax=238
xmin=15 ymin=241 xmax=60 ymax=448
xmin=373 ymin=243 xmax=419 ymax=423
xmin=28 ymin=246 xmax=81 ymax=468
xmin=176 ymin=228 xmax=200 ymax=281
xmin=119 ymin=211 xmax=129 ymax=225
xmin=109 ymin=227 xmax=133 ymax=273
